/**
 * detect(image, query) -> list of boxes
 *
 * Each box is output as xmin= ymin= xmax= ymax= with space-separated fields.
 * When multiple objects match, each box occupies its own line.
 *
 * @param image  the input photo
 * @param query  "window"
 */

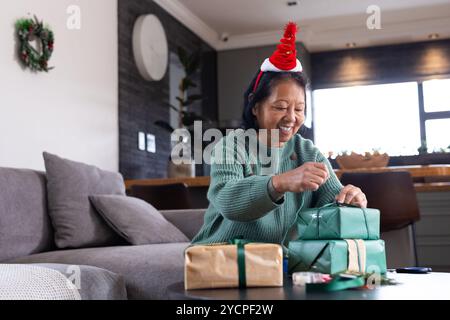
xmin=423 ymin=79 xmax=450 ymax=112
xmin=422 ymin=78 xmax=450 ymax=152
xmin=313 ymin=82 xmax=421 ymax=156
xmin=425 ymin=119 xmax=450 ymax=152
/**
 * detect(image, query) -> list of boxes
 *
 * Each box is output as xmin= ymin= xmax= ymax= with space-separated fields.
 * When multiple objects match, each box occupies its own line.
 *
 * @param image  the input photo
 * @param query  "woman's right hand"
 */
xmin=272 ymin=162 xmax=330 ymax=193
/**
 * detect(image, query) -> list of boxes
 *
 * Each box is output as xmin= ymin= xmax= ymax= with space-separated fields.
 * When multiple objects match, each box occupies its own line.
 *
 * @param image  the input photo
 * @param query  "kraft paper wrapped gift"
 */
xmin=184 ymin=242 xmax=283 ymax=290
xmin=297 ymin=203 xmax=380 ymax=240
xmin=288 ymin=239 xmax=387 ymax=275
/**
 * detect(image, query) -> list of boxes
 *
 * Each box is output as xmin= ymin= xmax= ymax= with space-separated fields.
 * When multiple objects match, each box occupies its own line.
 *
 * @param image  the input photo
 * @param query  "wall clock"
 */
xmin=132 ymin=14 xmax=168 ymax=81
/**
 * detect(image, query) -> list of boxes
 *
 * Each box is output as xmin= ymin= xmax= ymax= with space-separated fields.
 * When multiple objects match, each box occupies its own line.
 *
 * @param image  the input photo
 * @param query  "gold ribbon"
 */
xmin=344 ymin=239 xmax=366 ymax=273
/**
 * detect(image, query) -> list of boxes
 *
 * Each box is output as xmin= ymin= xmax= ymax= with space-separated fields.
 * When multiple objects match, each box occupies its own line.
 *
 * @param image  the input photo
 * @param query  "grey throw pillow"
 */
xmin=89 ymin=195 xmax=189 ymax=245
xmin=43 ymin=152 xmax=126 ymax=248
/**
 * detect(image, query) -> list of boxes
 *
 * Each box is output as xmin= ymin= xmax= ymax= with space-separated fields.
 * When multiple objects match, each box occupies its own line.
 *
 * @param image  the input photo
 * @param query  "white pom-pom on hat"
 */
xmin=260 ymin=58 xmax=303 ymax=73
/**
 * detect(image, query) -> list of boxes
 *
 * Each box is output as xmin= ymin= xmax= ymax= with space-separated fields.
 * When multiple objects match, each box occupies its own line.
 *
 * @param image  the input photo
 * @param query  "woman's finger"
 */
xmin=350 ymin=192 xmax=367 ymax=208
xmin=304 ymin=181 xmax=320 ymax=191
xmin=335 ymin=190 xmax=345 ymax=203
xmin=305 ymin=172 xmax=326 ymax=187
xmin=313 ymin=162 xmax=329 ymax=175
xmin=344 ymin=187 xmax=363 ymax=204
xmin=300 ymin=171 xmax=322 ymax=191
xmin=344 ymin=189 xmax=358 ymax=204
xmin=310 ymin=167 xmax=329 ymax=181
xmin=304 ymin=163 xmax=329 ymax=180
xmin=335 ymin=185 xmax=353 ymax=203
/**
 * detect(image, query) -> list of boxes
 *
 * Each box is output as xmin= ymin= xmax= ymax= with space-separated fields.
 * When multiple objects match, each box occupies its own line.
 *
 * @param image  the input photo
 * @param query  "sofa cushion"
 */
xmin=160 ymin=209 xmax=207 ymax=240
xmin=29 ymin=263 xmax=128 ymax=300
xmin=89 ymin=195 xmax=189 ymax=245
xmin=9 ymin=243 xmax=190 ymax=300
xmin=0 ymin=168 xmax=55 ymax=262
xmin=43 ymin=152 xmax=126 ymax=249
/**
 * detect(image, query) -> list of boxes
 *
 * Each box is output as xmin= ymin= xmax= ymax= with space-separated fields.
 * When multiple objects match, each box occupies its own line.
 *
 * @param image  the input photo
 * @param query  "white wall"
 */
xmin=0 ymin=0 xmax=118 ymax=171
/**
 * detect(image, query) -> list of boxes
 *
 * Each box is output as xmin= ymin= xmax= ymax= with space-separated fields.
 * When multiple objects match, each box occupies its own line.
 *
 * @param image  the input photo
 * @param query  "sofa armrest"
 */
xmin=0 ymin=263 xmax=127 ymax=300
xmin=160 ymin=209 xmax=207 ymax=240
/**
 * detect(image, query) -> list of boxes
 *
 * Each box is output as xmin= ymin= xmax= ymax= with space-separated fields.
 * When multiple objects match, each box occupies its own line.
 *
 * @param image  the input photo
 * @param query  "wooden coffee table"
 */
xmin=167 ymin=272 xmax=450 ymax=300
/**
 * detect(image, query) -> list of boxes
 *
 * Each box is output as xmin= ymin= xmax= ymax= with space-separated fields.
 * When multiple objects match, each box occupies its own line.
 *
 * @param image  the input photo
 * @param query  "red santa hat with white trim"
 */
xmin=253 ymin=22 xmax=303 ymax=92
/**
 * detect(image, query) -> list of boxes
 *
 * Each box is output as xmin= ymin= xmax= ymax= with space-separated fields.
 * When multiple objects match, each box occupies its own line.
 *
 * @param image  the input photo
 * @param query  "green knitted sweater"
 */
xmin=191 ymin=130 xmax=343 ymax=247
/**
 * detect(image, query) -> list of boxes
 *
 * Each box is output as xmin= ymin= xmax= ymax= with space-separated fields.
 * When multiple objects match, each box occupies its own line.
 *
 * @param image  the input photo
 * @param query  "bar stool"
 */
xmin=340 ymin=171 xmax=421 ymax=267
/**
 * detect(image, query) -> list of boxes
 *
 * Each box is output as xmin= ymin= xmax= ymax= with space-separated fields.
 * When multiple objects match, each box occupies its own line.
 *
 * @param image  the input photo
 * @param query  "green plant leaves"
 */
xmin=177 ymin=47 xmax=189 ymax=70
xmin=177 ymin=47 xmax=200 ymax=76
xmin=185 ymin=53 xmax=200 ymax=76
xmin=180 ymin=78 xmax=197 ymax=92
xmin=177 ymin=94 xmax=204 ymax=107
xmin=176 ymin=96 xmax=186 ymax=106
xmin=181 ymin=111 xmax=204 ymax=127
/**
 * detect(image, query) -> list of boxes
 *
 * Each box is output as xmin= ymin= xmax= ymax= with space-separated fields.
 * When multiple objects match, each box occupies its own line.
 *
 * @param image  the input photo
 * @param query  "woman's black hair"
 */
xmin=241 ymin=71 xmax=309 ymax=130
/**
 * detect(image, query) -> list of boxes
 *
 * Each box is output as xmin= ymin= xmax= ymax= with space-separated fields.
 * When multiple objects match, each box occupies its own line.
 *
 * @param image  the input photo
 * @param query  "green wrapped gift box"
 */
xmin=288 ymin=239 xmax=387 ymax=275
xmin=297 ymin=203 xmax=380 ymax=240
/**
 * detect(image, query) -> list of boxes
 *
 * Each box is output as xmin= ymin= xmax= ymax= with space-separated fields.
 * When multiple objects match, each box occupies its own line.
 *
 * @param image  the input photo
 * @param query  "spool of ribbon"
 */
xmin=306 ymin=274 xmax=365 ymax=292
xmin=344 ymin=239 xmax=367 ymax=273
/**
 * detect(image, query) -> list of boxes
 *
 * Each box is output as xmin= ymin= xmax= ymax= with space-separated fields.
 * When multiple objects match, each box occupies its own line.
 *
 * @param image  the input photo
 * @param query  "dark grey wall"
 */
xmin=311 ymin=39 xmax=450 ymax=89
xmin=217 ymin=43 xmax=311 ymax=126
xmin=119 ymin=0 xmax=217 ymax=179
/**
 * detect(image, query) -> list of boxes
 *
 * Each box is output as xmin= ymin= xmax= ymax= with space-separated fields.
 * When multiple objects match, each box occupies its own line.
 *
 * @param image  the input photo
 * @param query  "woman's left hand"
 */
xmin=335 ymin=184 xmax=367 ymax=208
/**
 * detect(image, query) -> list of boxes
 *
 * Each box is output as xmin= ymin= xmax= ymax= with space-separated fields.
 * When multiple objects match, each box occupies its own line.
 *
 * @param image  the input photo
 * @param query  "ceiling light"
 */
xmin=287 ymin=1 xmax=298 ymax=6
xmin=346 ymin=42 xmax=356 ymax=48
xmin=428 ymin=33 xmax=439 ymax=40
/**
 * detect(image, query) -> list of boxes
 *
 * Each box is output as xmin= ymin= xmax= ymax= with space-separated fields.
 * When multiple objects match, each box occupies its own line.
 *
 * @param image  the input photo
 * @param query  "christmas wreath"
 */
xmin=16 ymin=16 xmax=54 ymax=72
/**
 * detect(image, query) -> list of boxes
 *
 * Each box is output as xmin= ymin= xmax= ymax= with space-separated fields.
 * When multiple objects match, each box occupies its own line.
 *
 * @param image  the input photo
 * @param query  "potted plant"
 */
xmin=155 ymin=47 xmax=204 ymax=178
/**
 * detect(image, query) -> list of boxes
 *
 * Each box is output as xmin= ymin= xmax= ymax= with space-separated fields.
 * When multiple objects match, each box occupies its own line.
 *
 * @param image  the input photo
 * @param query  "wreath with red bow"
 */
xmin=16 ymin=16 xmax=54 ymax=72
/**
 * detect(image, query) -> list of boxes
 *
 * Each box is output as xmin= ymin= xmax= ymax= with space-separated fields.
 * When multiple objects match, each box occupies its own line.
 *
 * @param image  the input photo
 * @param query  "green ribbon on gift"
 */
xmin=308 ymin=201 xmax=371 ymax=240
xmin=229 ymin=237 xmax=252 ymax=288
xmin=306 ymin=274 xmax=365 ymax=292
xmin=335 ymin=201 xmax=371 ymax=240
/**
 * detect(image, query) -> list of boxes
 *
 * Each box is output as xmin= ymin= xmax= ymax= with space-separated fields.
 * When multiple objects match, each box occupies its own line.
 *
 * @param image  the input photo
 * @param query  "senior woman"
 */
xmin=192 ymin=23 xmax=367 ymax=246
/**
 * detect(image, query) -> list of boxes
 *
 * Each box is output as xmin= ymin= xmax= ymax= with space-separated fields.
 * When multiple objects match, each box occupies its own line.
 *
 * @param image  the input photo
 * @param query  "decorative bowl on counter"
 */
xmin=336 ymin=152 xmax=390 ymax=169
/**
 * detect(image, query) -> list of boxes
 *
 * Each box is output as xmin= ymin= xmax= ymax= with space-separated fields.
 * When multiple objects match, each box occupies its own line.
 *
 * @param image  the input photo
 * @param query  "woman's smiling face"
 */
xmin=252 ymin=79 xmax=306 ymax=147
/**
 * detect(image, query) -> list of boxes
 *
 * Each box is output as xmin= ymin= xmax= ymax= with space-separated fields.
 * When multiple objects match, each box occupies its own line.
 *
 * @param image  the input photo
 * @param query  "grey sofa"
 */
xmin=0 ymin=167 xmax=206 ymax=299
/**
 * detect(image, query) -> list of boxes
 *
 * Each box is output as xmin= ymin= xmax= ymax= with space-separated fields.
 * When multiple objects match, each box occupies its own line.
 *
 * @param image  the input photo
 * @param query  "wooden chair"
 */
xmin=340 ymin=171 xmax=421 ymax=267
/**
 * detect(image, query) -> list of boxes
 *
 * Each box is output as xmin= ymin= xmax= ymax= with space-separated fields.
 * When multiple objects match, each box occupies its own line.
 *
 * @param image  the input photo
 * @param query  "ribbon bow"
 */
xmin=306 ymin=201 xmax=371 ymax=239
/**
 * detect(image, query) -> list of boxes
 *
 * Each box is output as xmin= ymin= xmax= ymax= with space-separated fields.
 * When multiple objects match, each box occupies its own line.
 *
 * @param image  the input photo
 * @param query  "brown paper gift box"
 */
xmin=184 ymin=243 xmax=284 ymax=290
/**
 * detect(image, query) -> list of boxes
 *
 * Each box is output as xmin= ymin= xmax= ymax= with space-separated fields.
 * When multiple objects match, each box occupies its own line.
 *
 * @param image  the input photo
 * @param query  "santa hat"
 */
xmin=253 ymin=22 xmax=303 ymax=92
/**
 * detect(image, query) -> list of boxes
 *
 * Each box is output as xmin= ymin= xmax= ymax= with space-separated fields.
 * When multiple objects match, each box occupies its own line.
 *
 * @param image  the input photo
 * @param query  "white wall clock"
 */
xmin=132 ymin=14 xmax=168 ymax=81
